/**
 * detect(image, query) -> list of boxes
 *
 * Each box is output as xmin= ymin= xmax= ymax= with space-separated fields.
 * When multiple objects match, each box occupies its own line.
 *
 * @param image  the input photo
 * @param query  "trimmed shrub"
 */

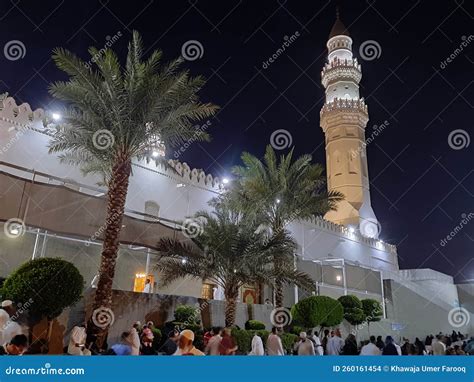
xmin=290 ymin=325 xmax=306 ymax=335
xmin=1 ymin=258 xmax=84 ymax=321
xmin=231 ymin=329 xmax=251 ymax=353
xmin=245 ymin=319 xmax=266 ymax=330
xmin=230 ymin=329 xmax=270 ymax=354
xmin=151 ymin=328 xmax=162 ymax=350
xmin=361 ymin=299 xmax=383 ymax=323
xmin=338 ymin=295 xmax=366 ymax=326
xmin=174 ymin=304 xmax=200 ymax=324
xmin=280 ymin=333 xmax=298 ymax=354
xmin=291 ymin=296 xmax=343 ymax=329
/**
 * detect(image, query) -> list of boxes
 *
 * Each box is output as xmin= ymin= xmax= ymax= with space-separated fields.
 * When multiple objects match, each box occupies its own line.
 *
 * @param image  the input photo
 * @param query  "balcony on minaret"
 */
xmin=320 ymin=98 xmax=368 ymax=115
xmin=321 ymin=57 xmax=362 ymax=88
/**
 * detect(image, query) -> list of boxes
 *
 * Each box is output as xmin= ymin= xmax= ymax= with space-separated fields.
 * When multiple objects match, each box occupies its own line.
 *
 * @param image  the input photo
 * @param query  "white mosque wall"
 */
xmin=0 ymin=97 xmax=399 ymax=275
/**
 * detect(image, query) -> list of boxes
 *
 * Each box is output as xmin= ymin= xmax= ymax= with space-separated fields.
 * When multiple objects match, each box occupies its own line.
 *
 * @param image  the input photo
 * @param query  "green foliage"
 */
xmin=338 ymin=295 xmax=366 ymax=326
xmin=290 ymin=325 xmax=307 ymax=335
xmin=1 ymin=258 xmax=84 ymax=320
xmin=151 ymin=328 xmax=162 ymax=350
xmin=361 ymin=299 xmax=383 ymax=323
xmin=280 ymin=333 xmax=298 ymax=354
xmin=48 ymin=31 xmax=218 ymax=182
xmin=174 ymin=305 xmax=200 ymax=324
xmin=230 ymin=329 xmax=270 ymax=354
xmin=156 ymin=206 xmax=315 ymax=326
xmin=291 ymin=296 xmax=343 ymax=329
xmin=217 ymin=145 xmax=344 ymax=228
xmin=245 ymin=320 xmax=266 ymax=330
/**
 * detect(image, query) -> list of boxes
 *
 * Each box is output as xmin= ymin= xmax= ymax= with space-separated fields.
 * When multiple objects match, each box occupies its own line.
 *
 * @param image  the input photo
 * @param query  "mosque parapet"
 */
xmin=320 ymin=97 xmax=368 ymax=116
xmin=311 ymin=216 xmax=397 ymax=254
xmin=0 ymin=95 xmax=45 ymax=127
xmin=167 ymin=159 xmax=224 ymax=191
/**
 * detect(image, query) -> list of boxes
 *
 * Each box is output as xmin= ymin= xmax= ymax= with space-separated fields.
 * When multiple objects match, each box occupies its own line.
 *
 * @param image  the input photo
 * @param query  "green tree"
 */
xmin=1 ymin=258 xmax=84 ymax=340
xmin=216 ymin=145 xmax=343 ymax=307
xmin=291 ymin=296 xmax=344 ymax=331
xmin=338 ymin=295 xmax=366 ymax=327
xmin=48 ymin=31 xmax=218 ymax=344
xmin=361 ymin=298 xmax=383 ymax=334
xmin=155 ymin=207 xmax=314 ymax=327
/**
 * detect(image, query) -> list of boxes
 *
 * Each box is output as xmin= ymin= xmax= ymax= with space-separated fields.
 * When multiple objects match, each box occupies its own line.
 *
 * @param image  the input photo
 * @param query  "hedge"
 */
xmin=244 ymin=320 xmax=266 ymax=330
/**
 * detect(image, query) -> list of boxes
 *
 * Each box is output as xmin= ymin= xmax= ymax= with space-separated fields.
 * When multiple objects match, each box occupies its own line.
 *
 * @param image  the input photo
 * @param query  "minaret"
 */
xmin=320 ymin=11 xmax=380 ymax=238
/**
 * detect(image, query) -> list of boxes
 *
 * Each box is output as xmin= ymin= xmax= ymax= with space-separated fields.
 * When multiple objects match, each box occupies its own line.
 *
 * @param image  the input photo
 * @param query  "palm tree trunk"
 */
xmin=87 ymin=159 xmax=132 ymax=349
xmin=224 ymin=285 xmax=239 ymax=327
xmin=274 ymin=278 xmax=284 ymax=308
xmin=273 ymin=254 xmax=284 ymax=308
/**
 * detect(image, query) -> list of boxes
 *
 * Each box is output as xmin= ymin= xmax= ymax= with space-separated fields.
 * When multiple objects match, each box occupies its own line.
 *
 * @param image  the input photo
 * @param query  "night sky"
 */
xmin=1 ymin=0 xmax=472 ymax=282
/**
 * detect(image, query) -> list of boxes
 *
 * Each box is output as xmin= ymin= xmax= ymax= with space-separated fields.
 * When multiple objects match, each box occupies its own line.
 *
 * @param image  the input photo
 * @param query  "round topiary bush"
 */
xmin=245 ymin=319 xmax=266 ymax=330
xmin=1 ymin=257 xmax=84 ymax=321
xmin=174 ymin=304 xmax=200 ymax=324
xmin=338 ymin=295 xmax=366 ymax=326
xmin=291 ymin=296 xmax=343 ymax=329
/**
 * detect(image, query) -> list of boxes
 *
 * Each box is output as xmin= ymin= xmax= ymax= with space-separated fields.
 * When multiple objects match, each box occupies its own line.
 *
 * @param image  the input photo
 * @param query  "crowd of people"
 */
xmin=0 ymin=298 xmax=472 ymax=356
xmin=64 ymin=322 xmax=473 ymax=357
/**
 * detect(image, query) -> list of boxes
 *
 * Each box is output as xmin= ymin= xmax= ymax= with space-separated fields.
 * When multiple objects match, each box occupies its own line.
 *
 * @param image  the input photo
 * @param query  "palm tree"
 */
xmin=155 ymin=207 xmax=314 ymax=327
xmin=48 ymin=31 xmax=218 ymax=344
xmin=215 ymin=145 xmax=343 ymax=308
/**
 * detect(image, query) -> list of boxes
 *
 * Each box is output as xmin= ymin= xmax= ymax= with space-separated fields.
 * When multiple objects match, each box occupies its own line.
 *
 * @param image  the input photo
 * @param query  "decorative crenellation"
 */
xmin=320 ymin=97 xmax=368 ymax=116
xmin=0 ymin=95 xmax=44 ymax=128
xmin=167 ymin=159 xmax=224 ymax=191
xmin=311 ymin=216 xmax=397 ymax=254
xmin=321 ymin=57 xmax=362 ymax=87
